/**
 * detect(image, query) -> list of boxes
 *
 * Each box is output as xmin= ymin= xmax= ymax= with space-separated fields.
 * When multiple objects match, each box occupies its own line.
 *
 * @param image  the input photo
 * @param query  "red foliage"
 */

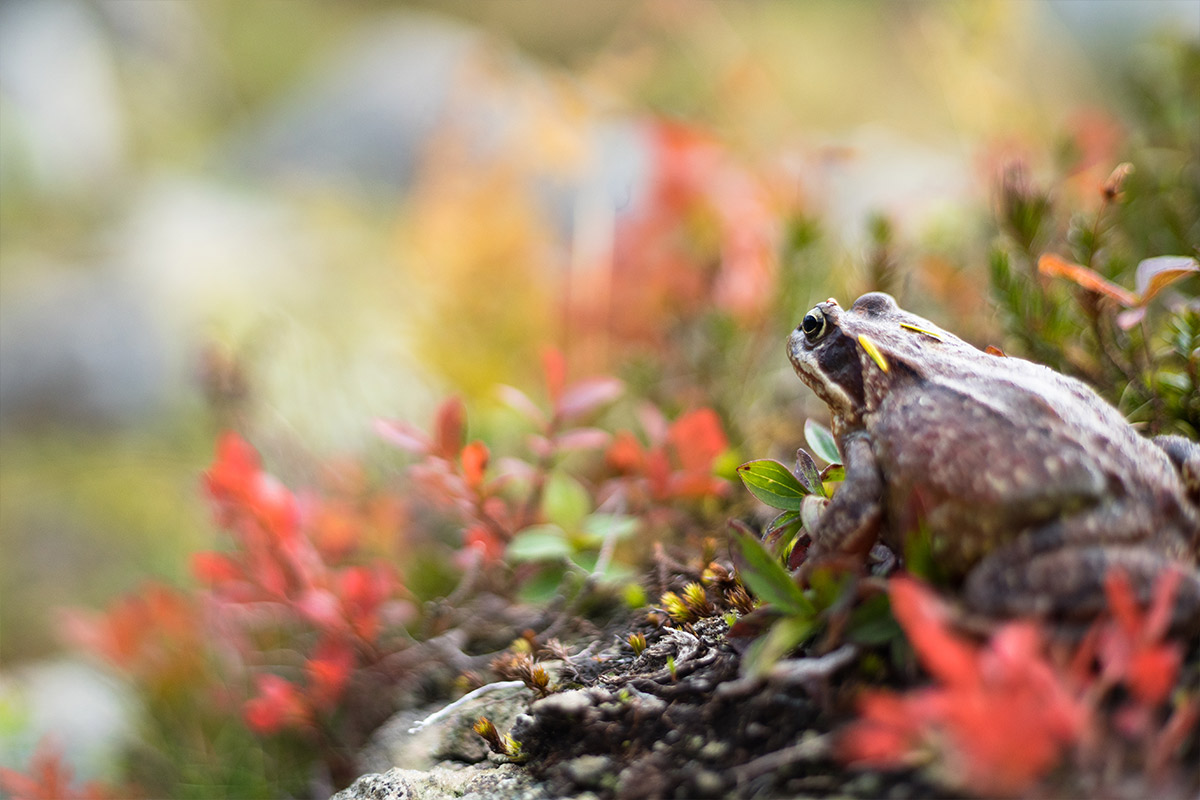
xmin=62 ymin=432 xmax=413 ymax=748
xmin=839 ymin=577 xmax=1086 ymax=795
xmin=567 ymin=120 xmax=781 ymax=355
xmin=59 ymin=582 xmax=203 ymax=691
xmin=0 ymin=738 xmax=117 ymax=800
xmin=1074 ymin=567 xmax=1188 ymax=737
xmin=460 ymin=441 xmax=490 ymax=490
xmin=839 ymin=571 xmax=1197 ymax=796
xmin=606 ymin=406 xmax=730 ymax=502
xmin=243 ymin=674 xmax=310 ymax=734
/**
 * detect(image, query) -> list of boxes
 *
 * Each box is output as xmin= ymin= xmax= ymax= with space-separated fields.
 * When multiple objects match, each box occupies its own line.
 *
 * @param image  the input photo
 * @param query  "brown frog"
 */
xmin=787 ymin=292 xmax=1200 ymax=627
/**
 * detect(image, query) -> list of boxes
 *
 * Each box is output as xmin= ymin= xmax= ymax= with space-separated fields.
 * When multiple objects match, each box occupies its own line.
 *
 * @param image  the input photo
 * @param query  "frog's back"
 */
xmin=871 ymin=348 xmax=1198 ymax=564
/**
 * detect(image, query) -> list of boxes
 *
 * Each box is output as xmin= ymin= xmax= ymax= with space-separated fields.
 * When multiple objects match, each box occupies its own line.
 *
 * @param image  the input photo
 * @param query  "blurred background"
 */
xmin=1 ymin=0 xmax=1197 ymax=793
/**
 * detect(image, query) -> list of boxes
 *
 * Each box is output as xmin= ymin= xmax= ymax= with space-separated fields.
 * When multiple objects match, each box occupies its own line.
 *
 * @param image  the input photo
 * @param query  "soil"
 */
xmin=509 ymin=614 xmax=947 ymax=800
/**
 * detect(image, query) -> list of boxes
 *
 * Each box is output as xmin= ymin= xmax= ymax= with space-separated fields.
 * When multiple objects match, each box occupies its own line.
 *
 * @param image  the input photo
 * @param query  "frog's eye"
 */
xmin=801 ymin=308 xmax=827 ymax=342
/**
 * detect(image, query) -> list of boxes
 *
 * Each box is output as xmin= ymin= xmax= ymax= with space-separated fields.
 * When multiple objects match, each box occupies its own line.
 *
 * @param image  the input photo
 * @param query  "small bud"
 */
xmin=1102 ymin=162 xmax=1133 ymax=202
xmin=628 ymin=632 xmax=647 ymax=656
xmin=660 ymin=591 xmax=691 ymax=623
xmin=725 ymin=584 xmax=757 ymax=615
xmin=682 ymin=582 xmax=713 ymax=617
xmin=702 ymin=562 xmax=731 ymax=586
xmin=528 ymin=664 xmax=551 ymax=695
xmin=474 ymin=717 xmax=505 ymax=754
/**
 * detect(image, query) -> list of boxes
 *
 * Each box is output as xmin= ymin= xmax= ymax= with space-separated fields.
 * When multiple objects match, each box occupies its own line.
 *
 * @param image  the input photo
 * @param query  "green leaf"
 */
xmin=541 ymin=472 xmax=590 ymax=530
xmin=579 ymin=513 xmax=639 ymax=546
xmin=808 ymin=566 xmax=852 ymax=611
xmin=820 ymin=464 xmax=846 ymax=484
xmin=742 ymin=615 xmax=816 ymax=678
xmin=765 ymin=509 xmax=801 ymax=538
xmin=794 ymin=449 xmax=826 ymax=498
xmin=737 ymin=459 xmax=809 ymax=511
xmin=734 ymin=532 xmax=814 ymax=616
xmin=804 ymin=420 xmax=841 ymax=466
xmin=847 ymin=592 xmax=902 ymax=646
xmin=764 ymin=510 xmax=804 ymax=559
xmin=518 ymin=566 xmax=570 ymax=603
xmin=569 ymin=551 xmax=634 ymax=583
xmin=507 ymin=524 xmax=572 ymax=562
xmin=902 ymin=524 xmax=950 ymax=586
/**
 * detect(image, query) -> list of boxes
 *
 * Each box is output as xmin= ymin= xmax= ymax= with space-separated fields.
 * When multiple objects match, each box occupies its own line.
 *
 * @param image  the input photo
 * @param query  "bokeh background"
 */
xmin=1 ymin=0 xmax=1197 ymax=792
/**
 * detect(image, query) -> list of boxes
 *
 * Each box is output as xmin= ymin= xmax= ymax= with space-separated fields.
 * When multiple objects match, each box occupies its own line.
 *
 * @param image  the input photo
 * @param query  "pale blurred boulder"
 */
xmin=0 ymin=0 xmax=128 ymax=199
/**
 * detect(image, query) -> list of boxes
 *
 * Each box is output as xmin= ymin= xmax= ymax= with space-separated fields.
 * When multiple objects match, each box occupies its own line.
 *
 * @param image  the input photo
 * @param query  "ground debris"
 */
xmin=509 ymin=614 xmax=946 ymax=800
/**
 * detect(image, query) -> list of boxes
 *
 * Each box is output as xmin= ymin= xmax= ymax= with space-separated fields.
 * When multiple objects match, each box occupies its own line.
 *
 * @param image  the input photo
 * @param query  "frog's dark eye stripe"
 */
xmin=801 ymin=309 xmax=827 ymax=341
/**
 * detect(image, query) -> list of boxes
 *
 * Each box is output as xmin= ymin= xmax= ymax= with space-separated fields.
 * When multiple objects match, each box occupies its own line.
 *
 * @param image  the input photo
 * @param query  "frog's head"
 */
xmin=788 ymin=292 xmax=958 ymax=427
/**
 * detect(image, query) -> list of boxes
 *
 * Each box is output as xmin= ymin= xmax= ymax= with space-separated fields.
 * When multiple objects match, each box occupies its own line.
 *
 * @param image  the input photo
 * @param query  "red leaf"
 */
xmin=204 ymin=431 xmax=260 ymax=504
xmin=1127 ymin=646 xmax=1182 ymax=706
xmin=667 ymin=408 xmax=728 ymax=473
xmin=1037 ymin=253 xmax=1137 ymax=307
xmin=541 ymin=347 xmax=566 ymax=407
xmin=460 ymin=441 xmax=489 ymax=490
xmin=554 ymin=427 xmax=612 ymax=452
xmin=463 ymin=522 xmax=505 ymax=564
xmin=192 ymin=551 xmax=242 ymax=584
xmin=433 ymin=397 xmax=466 ymax=460
xmin=339 ymin=566 xmax=396 ymax=642
xmin=606 ymin=431 xmax=645 ymax=473
xmin=1134 ymin=255 xmax=1199 ymax=303
xmin=373 ymin=418 xmax=431 ymax=454
xmin=307 ymin=637 xmax=356 ymax=710
xmin=1145 ymin=566 xmax=1182 ymax=641
xmin=244 ymin=675 xmax=308 ymax=734
xmin=497 ymin=384 xmax=547 ymax=427
xmin=1102 ymin=568 xmax=1142 ymax=637
xmin=888 ymin=577 xmax=979 ymax=684
xmin=297 ymin=588 xmax=342 ymax=630
xmin=837 ymin=692 xmax=924 ymax=767
xmin=0 ymin=737 xmax=115 ymax=800
xmin=557 ymin=377 xmax=623 ymax=421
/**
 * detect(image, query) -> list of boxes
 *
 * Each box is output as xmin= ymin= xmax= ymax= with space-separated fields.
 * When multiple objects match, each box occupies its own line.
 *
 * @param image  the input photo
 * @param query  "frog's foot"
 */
xmin=802 ymin=432 xmax=884 ymax=566
xmin=964 ymin=544 xmax=1200 ymax=635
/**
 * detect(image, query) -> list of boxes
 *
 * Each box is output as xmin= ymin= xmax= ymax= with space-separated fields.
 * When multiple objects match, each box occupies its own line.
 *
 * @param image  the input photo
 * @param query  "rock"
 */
xmin=0 ymin=0 xmax=128 ymax=199
xmin=223 ymin=14 xmax=481 ymax=193
xmin=331 ymin=762 xmax=549 ymax=800
xmin=0 ymin=269 xmax=170 ymax=429
xmin=358 ymin=682 xmax=530 ymax=773
xmin=561 ymin=755 xmax=613 ymax=790
xmin=0 ymin=659 xmax=135 ymax=783
xmin=529 ymin=688 xmax=595 ymax=718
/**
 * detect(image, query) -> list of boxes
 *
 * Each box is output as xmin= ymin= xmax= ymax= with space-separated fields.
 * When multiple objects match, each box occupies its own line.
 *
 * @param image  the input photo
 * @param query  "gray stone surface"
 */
xmin=331 ymin=762 xmax=549 ymax=800
xmin=357 ymin=682 xmax=531 ymax=774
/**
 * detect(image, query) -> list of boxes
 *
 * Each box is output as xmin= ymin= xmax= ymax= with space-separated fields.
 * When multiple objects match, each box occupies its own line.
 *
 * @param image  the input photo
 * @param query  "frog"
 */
xmin=787 ymin=291 xmax=1200 ymax=629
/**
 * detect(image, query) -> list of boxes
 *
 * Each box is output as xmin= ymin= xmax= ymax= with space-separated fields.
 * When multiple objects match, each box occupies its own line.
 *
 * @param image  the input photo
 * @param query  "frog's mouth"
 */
xmin=787 ymin=326 xmax=862 ymax=423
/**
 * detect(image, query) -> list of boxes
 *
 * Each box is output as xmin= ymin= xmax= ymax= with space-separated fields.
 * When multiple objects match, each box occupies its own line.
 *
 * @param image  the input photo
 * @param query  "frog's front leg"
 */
xmin=805 ymin=432 xmax=884 ymax=564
